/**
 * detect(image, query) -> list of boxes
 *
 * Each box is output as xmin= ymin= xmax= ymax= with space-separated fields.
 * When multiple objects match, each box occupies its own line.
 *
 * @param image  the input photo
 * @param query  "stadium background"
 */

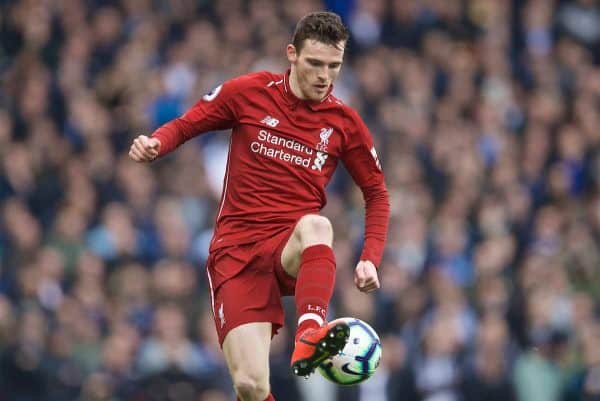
xmin=0 ymin=0 xmax=599 ymax=400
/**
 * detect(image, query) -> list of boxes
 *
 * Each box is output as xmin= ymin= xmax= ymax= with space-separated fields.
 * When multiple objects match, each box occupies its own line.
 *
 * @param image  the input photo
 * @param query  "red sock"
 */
xmin=236 ymin=394 xmax=274 ymax=401
xmin=294 ymin=244 xmax=336 ymax=341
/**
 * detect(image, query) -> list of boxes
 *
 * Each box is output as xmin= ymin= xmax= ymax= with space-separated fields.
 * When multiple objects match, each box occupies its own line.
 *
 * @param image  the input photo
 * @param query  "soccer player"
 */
xmin=129 ymin=11 xmax=389 ymax=401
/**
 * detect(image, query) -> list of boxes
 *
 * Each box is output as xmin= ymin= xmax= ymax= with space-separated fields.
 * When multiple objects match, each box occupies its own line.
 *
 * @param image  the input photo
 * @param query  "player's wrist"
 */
xmin=358 ymin=252 xmax=379 ymax=268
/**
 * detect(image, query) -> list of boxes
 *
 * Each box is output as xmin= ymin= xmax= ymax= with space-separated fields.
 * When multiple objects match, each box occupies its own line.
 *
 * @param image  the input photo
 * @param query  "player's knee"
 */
xmin=296 ymin=214 xmax=333 ymax=246
xmin=232 ymin=373 xmax=269 ymax=401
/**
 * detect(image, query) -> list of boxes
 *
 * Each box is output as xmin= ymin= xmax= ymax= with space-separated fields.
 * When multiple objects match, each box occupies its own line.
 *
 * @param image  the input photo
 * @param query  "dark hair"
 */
xmin=292 ymin=11 xmax=349 ymax=53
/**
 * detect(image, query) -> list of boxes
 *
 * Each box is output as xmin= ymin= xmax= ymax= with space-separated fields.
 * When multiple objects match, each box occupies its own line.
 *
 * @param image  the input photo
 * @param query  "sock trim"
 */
xmin=301 ymin=244 xmax=335 ymax=263
xmin=298 ymin=313 xmax=324 ymax=327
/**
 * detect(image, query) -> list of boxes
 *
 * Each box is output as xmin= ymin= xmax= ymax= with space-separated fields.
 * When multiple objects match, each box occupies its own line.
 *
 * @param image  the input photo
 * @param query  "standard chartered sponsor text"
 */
xmin=251 ymin=129 xmax=313 ymax=167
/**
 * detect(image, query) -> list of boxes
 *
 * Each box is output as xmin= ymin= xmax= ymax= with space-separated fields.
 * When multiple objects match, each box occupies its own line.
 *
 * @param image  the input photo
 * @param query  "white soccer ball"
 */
xmin=317 ymin=317 xmax=382 ymax=385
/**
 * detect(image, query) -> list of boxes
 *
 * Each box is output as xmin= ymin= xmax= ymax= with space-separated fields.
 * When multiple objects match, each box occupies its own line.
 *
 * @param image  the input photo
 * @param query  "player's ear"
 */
xmin=286 ymin=44 xmax=298 ymax=63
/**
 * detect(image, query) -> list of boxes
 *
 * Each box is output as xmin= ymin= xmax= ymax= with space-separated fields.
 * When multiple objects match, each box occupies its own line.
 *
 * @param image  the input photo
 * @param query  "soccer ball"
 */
xmin=317 ymin=317 xmax=382 ymax=385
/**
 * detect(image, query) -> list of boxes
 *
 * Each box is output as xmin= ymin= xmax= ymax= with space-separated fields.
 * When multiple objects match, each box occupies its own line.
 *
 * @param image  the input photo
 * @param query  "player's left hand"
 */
xmin=354 ymin=260 xmax=380 ymax=293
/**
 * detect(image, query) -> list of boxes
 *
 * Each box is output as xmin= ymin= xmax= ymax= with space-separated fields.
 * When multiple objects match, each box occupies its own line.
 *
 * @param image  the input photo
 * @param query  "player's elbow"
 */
xmin=364 ymin=183 xmax=389 ymax=205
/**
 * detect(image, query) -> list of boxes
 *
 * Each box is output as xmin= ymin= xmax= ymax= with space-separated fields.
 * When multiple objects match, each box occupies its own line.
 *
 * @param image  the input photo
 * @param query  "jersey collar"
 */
xmin=282 ymin=69 xmax=334 ymax=110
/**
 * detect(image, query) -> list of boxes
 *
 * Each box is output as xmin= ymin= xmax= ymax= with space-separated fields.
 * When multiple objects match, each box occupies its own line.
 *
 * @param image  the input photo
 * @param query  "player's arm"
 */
xmin=341 ymin=112 xmax=390 ymax=293
xmin=129 ymin=75 xmax=248 ymax=162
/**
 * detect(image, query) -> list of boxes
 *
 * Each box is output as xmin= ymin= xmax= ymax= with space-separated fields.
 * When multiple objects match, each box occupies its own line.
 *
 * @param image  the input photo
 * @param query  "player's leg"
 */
xmin=280 ymin=214 xmax=350 ymax=376
xmin=282 ymin=214 xmax=334 ymax=332
xmin=207 ymin=246 xmax=282 ymax=401
xmin=222 ymin=322 xmax=275 ymax=401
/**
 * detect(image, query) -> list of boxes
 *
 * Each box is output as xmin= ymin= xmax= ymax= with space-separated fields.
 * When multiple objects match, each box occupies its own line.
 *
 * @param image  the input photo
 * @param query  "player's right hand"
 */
xmin=129 ymin=135 xmax=161 ymax=162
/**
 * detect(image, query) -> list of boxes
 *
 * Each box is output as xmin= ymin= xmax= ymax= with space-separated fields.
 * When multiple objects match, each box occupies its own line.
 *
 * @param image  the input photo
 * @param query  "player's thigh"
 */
xmin=280 ymin=214 xmax=333 ymax=277
xmin=280 ymin=227 xmax=302 ymax=278
xmin=222 ymin=322 xmax=272 ymax=384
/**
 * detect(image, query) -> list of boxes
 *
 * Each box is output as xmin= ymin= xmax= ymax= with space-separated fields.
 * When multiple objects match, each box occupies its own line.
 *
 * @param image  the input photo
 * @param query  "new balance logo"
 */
xmin=261 ymin=115 xmax=280 ymax=127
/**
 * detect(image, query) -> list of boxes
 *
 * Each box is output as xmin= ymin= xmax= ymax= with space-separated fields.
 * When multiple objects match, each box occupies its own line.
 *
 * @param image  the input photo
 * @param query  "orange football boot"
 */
xmin=290 ymin=319 xmax=350 ymax=377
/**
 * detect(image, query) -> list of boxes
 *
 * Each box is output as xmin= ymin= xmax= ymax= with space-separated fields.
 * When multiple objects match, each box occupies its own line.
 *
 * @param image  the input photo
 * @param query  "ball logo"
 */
xmin=203 ymin=84 xmax=223 ymax=102
xmin=341 ymin=363 xmax=365 ymax=376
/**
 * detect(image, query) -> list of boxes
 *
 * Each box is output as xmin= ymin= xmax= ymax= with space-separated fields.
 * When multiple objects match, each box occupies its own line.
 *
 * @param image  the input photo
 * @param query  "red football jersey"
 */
xmin=152 ymin=70 xmax=389 ymax=269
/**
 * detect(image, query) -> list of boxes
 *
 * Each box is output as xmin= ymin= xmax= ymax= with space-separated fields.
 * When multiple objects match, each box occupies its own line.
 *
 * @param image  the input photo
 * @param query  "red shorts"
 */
xmin=206 ymin=227 xmax=297 ymax=347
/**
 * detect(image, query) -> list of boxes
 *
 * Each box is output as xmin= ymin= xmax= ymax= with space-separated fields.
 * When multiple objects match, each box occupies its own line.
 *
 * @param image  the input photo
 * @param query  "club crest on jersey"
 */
xmin=317 ymin=127 xmax=333 ymax=151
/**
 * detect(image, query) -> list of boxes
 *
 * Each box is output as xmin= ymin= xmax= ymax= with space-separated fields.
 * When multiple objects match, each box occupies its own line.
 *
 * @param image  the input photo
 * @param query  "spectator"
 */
xmin=0 ymin=1 xmax=599 ymax=400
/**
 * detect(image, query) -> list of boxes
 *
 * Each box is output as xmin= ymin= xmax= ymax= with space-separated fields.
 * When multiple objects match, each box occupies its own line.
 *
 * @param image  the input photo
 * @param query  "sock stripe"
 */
xmin=296 ymin=282 xmax=335 ymax=292
xmin=298 ymin=296 xmax=330 ymax=305
xmin=300 ymin=254 xmax=336 ymax=264
xmin=298 ymin=313 xmax=324 ymax=326
xmin=301 ymin=244 xmax=336 ymax=263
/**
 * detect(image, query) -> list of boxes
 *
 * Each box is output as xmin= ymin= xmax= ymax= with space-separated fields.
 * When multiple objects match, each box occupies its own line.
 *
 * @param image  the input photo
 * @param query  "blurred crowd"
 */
xmin=0 ymin=0 xmax=599 ymax=400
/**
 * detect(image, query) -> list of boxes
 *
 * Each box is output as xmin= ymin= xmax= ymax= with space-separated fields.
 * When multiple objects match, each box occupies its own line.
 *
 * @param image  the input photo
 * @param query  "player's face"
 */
xmin=287 ymin=39 xmax=345 ymax=101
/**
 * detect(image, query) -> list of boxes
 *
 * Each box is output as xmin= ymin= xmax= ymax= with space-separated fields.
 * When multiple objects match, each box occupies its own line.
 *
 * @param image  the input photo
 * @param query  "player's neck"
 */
xmin=288 ymin=69 xmax=307 ymax=100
